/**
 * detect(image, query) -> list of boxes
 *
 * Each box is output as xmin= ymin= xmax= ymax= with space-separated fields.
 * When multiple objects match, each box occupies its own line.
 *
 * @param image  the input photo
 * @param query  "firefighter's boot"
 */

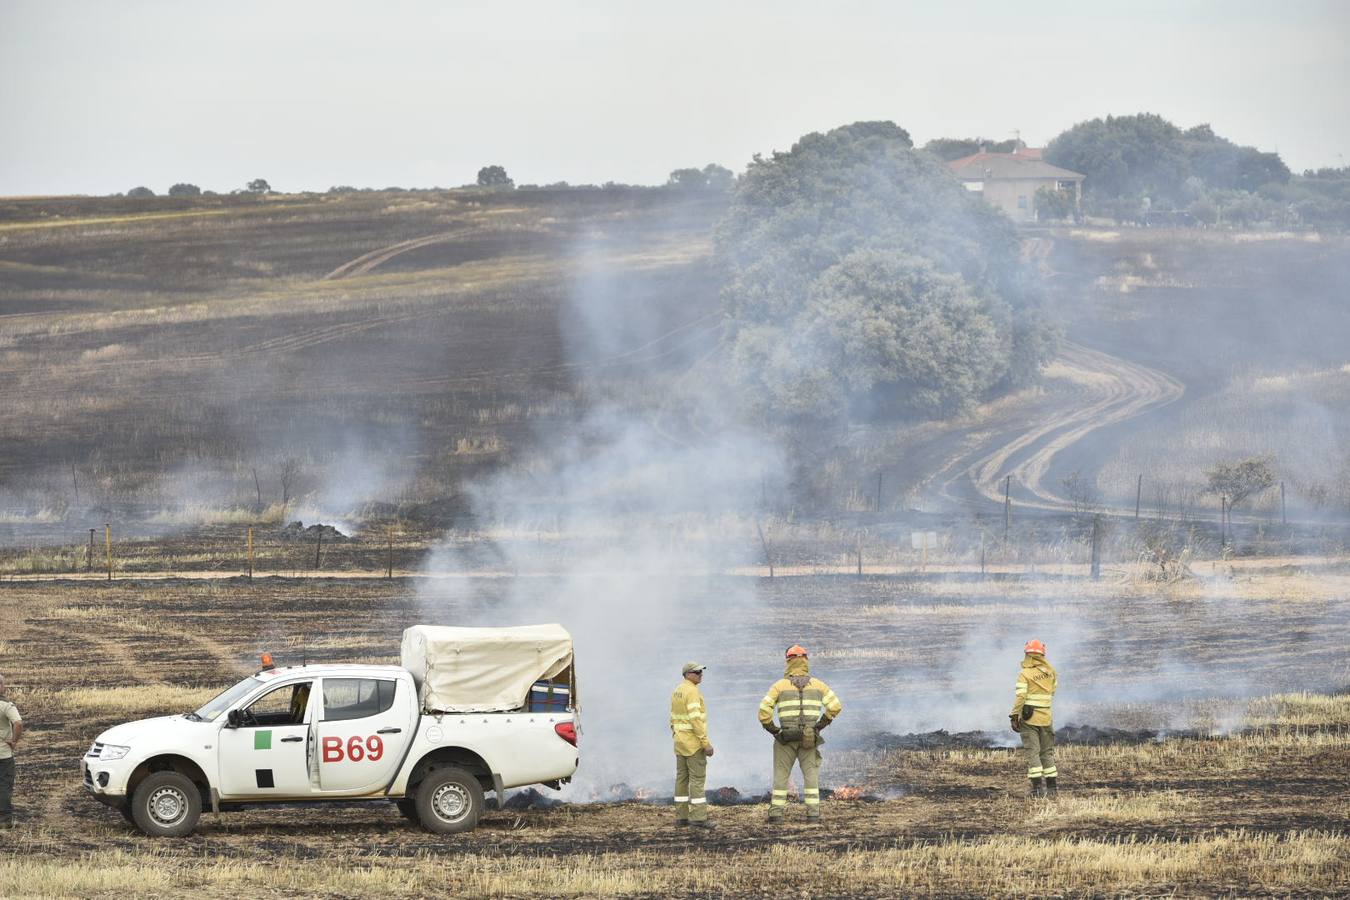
xmin=1045 ymin=776 xmax=1058 ymax=797
xmin=1028 ymin=777 xmax=1046 ymax=798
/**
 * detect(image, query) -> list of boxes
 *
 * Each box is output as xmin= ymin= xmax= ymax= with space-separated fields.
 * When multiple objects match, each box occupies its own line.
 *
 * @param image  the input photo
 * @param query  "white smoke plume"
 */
xmin=417 ymin=225 xmax=791 ymax=794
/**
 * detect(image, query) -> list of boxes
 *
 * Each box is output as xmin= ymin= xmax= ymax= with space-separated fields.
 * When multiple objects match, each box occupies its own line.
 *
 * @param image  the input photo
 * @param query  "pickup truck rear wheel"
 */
xmin=415 ymin=767 xmax=483 ymax=834
xmin=130 ymin=771 xmax=201 ymax=837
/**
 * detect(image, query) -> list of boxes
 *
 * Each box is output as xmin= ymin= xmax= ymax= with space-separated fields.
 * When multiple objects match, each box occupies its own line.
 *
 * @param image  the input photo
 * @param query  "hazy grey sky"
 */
xmin=2 ymin=0 xmax=1346 ymax=195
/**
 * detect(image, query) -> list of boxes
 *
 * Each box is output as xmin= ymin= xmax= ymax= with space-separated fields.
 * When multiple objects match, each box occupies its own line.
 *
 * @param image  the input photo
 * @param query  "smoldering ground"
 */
xmin=410 ymin=215 xmax=1350 ymax=800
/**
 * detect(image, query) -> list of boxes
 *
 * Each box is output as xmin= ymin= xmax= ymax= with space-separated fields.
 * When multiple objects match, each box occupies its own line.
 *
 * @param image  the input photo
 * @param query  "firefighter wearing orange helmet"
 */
xmin=758 ymin=645 xmax=842 ymax=821
xmin=1010 ymin=639 xmax=1059 ymax=797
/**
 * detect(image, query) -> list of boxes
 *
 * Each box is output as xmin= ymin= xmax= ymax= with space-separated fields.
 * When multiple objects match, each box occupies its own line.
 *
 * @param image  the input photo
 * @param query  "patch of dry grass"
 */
xmin=25 ymin=684 xmax=214 ymax=717
xmin=3 ymin=830 xmax=1345 ymax=898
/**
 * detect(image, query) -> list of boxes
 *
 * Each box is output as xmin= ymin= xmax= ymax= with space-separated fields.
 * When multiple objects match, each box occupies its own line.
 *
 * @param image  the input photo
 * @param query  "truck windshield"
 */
xmin=189 ymin=677 xmax=264 ymax=722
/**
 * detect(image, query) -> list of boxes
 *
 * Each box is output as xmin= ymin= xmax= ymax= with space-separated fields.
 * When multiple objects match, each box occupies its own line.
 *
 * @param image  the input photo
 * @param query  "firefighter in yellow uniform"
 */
xmin=758 ymin=645 xmax=842 ymax=822
xmin=1010 ymin=639 xmax=1059 ymax=797
xmin=671 ymin=662 xmax=715 ymax=828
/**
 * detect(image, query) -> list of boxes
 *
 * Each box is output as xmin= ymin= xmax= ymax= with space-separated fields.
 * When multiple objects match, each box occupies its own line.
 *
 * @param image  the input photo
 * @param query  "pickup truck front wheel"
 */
xmin=415 ymin=767 xmax=483 ymax=834
xmin=130 ymin=771 xmax=202 ymax=837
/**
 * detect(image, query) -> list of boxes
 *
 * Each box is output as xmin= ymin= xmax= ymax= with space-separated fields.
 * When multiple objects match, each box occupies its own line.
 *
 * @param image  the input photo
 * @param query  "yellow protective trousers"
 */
xmin=770 ymin=740 xmax=822 ymax=816
xmin=674 ymin=750 xmax=708 ymax=822
xmin=1019 ymin=723 xmax=1057 ymax=781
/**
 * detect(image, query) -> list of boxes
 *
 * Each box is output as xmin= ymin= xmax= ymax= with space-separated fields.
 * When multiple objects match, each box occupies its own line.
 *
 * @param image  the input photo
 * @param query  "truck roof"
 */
xmin=254 ymin=663 xmax=407 ymax=680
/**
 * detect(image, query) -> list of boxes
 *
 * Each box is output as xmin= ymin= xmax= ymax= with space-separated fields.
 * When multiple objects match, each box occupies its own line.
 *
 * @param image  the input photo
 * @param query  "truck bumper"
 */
xmin=82 ymin=758 xmax=130 ymax=799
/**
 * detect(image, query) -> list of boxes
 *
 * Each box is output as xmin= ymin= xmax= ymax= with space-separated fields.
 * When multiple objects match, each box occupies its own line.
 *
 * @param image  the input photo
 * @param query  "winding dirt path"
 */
xmin=922 ymin=340 xmax=1184 ymax=516
xmin=322 ymin=229 xmax=479 ymax=280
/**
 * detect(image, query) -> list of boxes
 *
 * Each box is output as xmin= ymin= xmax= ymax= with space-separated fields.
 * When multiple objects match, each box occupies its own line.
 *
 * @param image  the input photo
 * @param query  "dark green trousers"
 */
xmin=0 ymin=757 xmax=13 ymax=821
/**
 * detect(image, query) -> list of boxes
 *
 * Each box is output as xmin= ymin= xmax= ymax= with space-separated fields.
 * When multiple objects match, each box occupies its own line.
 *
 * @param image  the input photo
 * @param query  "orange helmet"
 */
xmin=1024 ymin=639 xmax=1046 ymax=655
xmin=785 ymin=645 xmax=808 ymax=659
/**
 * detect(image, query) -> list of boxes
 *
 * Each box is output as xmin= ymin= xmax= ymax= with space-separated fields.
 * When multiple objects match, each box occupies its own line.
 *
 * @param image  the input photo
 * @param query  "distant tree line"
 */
xmin=666 ymin=164 xmax=734 ymax=191
xmin=1039 ymin=113 xmax=1349 ymax=229
xmin=115 ymin=178 xmax=272 ymax=198
xmin=921 ymin=137 xmax=1019 ymax=161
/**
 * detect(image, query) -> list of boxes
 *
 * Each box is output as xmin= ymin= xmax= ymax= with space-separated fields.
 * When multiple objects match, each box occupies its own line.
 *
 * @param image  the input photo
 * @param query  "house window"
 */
xmin=1017 ymin=196 xmax=1028 ymax=209
xmin=1056 ymin=180 xmax=1075 ymax=191
xmin=964 ymin=181 xmax=984 ymax=192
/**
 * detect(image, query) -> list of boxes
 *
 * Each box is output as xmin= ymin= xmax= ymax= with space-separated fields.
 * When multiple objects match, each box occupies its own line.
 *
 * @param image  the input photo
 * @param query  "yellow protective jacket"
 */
xmin=758 ymin=658 xmax=842 ymax=735
xmin=670 ymin=679 xmax=711 ymax=756
xmin=1011 ymin=653 xmax=1058 ymax=727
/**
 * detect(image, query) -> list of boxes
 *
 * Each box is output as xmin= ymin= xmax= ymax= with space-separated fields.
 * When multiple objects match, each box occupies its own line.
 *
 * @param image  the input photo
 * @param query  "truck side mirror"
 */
xmin=226 ymin=709 xmax=243 ymax=728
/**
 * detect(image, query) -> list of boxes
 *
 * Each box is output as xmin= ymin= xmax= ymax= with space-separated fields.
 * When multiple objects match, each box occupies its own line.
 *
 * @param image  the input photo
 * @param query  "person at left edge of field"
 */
xmin=671 ymin=662 xmax=715 ymax=829
xmin=0 ymin=673 xmax=24 ymax=828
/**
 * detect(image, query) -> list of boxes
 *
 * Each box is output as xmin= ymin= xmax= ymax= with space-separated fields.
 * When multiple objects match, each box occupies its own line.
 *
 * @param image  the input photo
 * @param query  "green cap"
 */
xmin=682 ymin=661 xmax=706 ymax=675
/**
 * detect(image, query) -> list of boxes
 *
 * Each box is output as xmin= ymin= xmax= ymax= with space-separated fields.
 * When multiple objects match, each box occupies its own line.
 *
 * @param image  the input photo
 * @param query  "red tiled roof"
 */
xmin=947 ymin=149 xmax=1082 ymax=181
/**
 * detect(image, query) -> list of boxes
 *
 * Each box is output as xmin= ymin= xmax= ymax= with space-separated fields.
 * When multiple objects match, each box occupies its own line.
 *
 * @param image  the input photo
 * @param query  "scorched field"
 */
xmin=2 ymin=567 xmax=1347 ymax=898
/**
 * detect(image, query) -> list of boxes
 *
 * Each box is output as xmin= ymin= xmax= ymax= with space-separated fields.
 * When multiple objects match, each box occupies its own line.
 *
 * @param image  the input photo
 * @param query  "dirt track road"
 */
xmin=917 ymin=340 xmax=1184 ymax=516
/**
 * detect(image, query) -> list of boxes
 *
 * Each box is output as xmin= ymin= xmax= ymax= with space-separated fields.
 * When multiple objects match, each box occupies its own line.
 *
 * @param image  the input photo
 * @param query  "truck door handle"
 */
xmin=377 ymin=727 xmax=402 ymax=734
xmin=280 ymin=736 xmax=304 ymax=742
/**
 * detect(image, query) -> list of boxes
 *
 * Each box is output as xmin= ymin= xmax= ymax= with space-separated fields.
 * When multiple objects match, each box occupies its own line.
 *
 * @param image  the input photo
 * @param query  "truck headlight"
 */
xmin=98 ymin=744 xmax=130 ymax=760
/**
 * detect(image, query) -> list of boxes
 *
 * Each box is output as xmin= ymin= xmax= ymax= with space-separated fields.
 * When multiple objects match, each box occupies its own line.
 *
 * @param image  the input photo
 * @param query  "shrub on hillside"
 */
xmin=718 ymin=121 xmax=1055 ymax=424
xmin=476 ymin=165 xmax=514 ymax=188
xmin=1205 ymin=455 xmax=1276 ymax=508
xmin=1034 ymin=185 xmax=1077 ymax=221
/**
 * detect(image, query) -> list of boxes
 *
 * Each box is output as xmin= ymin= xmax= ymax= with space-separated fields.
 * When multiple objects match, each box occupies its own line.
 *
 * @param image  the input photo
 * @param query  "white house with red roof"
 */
xmin=947 ymin=142 xmax=1084 ymax=223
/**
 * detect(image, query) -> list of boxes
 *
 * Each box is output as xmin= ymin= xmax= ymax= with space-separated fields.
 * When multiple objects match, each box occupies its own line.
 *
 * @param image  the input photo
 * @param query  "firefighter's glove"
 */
xmin=815 ymin=716 xmax=832 ymax=731
xmin=778 ymin=727 xmax=804 ymax=744
xmin=763 ymin=723 xmax=781 ymax=736
xmin=1009 ymin=714 xmax=1021 ymax=733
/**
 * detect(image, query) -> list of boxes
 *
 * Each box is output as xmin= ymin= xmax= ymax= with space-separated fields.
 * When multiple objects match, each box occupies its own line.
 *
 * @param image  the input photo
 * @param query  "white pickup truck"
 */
xmin=82 ymin=624 xmax=578 ymax=836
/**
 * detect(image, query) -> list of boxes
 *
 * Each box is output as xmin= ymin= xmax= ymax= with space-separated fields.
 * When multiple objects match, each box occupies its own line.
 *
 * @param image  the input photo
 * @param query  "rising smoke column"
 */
xmin=418 ymin=221 xmax=788 ymax=794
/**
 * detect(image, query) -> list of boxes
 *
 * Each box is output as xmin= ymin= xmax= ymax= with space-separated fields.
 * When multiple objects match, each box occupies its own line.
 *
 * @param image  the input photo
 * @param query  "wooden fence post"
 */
xmin=1280 ymin=481 xmax=1287 ymax=526
xmin=87 ymin=528 xmax=95 ymax=572
xmin=314 ymin=528 xmax=323 ymax=570
xmin=1003 ymin=475 xmax=1012 ymax=548
xmin=1090 ymin=515 xmax=1101 ymax=581
xmin=1220 ymin=495 xmax=1227 ymax=547
xmin=387 ymin=525 xmax=395 ymax=579
xmin=1135 ymin=474 xmax=1143 ymax=520
xmin=104 ymin=523 xmax=112 ymax=582
xmin=247 ymin=526 xmax=254 ymax=581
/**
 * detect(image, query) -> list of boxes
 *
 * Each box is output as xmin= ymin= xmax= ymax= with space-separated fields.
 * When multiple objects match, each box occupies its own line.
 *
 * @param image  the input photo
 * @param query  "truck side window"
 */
xmin=323 ymin=678 xmax=397 ymax=722
xmin=242 ymin=682 xmax=312 ymax=727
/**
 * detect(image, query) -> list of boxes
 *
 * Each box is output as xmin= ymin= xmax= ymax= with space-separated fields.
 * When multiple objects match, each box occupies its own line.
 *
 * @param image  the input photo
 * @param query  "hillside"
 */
xmin=3 ymin=191 xmax=1348 ymax=556
xmin=0 ymin=189 xmax=726 ymax=538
